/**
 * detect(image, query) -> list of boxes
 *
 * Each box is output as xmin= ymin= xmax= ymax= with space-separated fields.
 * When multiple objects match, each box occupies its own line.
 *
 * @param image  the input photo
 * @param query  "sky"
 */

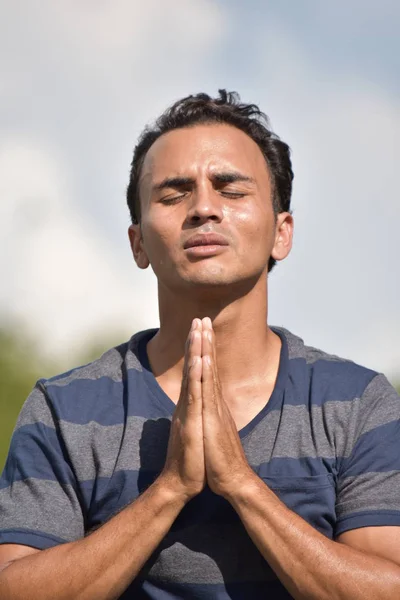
xmin=1 ymin=0 xmax=399 ymax=380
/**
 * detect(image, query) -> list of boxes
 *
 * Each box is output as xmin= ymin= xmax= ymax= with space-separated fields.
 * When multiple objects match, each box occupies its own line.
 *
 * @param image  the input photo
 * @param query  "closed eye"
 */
xmin=220 ymin=190 xmax=246 ymax=198
xmin=159 ymin=192 xmax=188 ymax=205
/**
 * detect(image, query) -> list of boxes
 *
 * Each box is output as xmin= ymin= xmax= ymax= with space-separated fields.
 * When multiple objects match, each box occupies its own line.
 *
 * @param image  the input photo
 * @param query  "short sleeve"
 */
xmin=0 ymin=381 xmax=85 ymax=549
xmin=335 ymin=374 xmax=400 ymax=537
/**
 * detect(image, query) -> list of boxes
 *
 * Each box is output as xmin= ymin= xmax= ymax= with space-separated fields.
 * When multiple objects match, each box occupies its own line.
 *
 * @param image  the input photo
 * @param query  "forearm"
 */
xmin=227 ymin=474 xmax=400 ymax=600
xmin=0 ymin=476 xmax=186 ymax=600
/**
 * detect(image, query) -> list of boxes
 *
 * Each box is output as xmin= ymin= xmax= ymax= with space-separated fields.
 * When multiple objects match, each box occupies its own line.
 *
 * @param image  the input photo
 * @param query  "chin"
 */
xmin=183 ymin=265 xmax=233 ymax=286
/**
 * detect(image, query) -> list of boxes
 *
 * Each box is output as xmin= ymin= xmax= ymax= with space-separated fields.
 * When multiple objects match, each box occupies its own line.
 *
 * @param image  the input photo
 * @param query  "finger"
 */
xmin=201 ymin=317 xmax=217 ymax=359
xmin=184 ymin=319 xmax=201 ymax=368
xmin=201 ymin=318 xmax=213 ymax=361
xmin=179 ymin=320 xmax=200 ymax=403
xmin=181 ymin=320 xmax=202 ymax=398
xmin=208 ymin=322 xmax=218 ymax=366
xmin=201 ymin=318 xmax=220 ymax=389
xmin=187 ymin=355 xmax=202 ymax=416
xmin=201 ymin=354 xmax=217 ymax=412
xmin=190 ymin=321 xmax=202 ymax=362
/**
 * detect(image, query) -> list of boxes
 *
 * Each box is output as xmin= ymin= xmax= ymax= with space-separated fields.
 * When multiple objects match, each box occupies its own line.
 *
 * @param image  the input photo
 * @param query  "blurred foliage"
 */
xmin=0 ymin=322 xmax=127 ymax=470
xmin=1 ymin=323 xmax=400 ymax=471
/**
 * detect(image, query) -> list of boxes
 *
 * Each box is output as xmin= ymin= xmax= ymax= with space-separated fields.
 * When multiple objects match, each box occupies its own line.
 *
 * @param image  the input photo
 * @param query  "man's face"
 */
xmin=129 ymin=123 xmax=292 ymax=292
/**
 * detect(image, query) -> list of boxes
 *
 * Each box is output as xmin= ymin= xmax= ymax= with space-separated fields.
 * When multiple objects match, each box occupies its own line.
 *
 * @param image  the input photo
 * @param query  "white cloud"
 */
xmin=0 ymin=138 xmax=159 ymax=362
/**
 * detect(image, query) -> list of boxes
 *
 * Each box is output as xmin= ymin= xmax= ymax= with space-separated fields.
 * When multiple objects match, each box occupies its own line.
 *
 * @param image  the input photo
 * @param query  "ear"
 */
xmin=270 ymin=212 xmax=294 ymax=262
xmin=128 ymin=224 xmax=150 ymax=269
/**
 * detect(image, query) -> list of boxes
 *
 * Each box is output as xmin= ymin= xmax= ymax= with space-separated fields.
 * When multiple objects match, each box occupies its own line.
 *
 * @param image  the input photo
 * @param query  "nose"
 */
xmin=185 ymin=184 xmax=223 ymax=226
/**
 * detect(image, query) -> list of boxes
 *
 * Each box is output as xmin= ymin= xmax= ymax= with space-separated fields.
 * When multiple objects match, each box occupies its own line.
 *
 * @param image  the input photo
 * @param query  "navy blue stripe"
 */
xmin=0 ymin=529 xmax=67 ymax=549
xmin=335 ymin=510 xmax=400 ymax=537
xmin=339 ymin=420 xmax=400 ymax=477
xmin=286 ymin=358 xmax=377 ymax=406
xmin=45 ymin=374 xmax=173 ymax=425
xmin=0 ymin=424 xmax=78 ymax=489
xmin=129 ymin=578 xmax=293 ymax=600
xmin=308 ymin=358 xmax=377 ymax=395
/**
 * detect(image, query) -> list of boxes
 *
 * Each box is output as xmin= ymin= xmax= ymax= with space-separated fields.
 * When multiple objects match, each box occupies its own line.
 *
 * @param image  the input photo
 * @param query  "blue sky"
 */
xmin=1 ymin=0 xmax=399 ymax=379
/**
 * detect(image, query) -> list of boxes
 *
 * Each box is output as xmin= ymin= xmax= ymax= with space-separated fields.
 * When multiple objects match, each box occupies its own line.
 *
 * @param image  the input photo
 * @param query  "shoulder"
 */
xmin=275 ymin=327 xmax=400 ymax=462
xmin=45 ymin=333 xmax=144 ymax=387
xmin=27 ymin=329 xmax=155 ymax=425
xmin=275 ymin=326 xmax=396 ymax=403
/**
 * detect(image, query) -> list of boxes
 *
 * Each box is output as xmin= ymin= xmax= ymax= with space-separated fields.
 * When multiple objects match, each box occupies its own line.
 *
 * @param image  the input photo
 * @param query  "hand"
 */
xmin=160 ymin=319 xmax=206 ymax=502
xmin=200 ymin=317 xmax=255 ymax=499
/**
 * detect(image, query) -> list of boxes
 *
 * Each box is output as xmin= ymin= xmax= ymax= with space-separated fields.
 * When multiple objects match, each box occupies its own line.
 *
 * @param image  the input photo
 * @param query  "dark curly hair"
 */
xmin=126 ymin=90 xmax=294 ymax=272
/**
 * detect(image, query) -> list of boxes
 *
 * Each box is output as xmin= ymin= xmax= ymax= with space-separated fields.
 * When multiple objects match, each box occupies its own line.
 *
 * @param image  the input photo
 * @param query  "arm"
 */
xmin=199 ymin=320 xmax=400 ymax=600
xmin=0 ymin=319 xmax=206 ymax=600
xmin=0 ymin=477 xmax=186 ymax=600
xmin=226 ymin=474 xmax=400 ymax=600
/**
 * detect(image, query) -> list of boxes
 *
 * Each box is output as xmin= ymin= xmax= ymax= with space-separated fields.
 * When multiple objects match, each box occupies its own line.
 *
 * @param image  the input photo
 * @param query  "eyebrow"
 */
xmin=211 ymin=171 xmax=256 ymax=185
xmin=153 ymin=171 xmax=255 ymax=191
xmin=154 ymin=176 xmax=195 ymax=191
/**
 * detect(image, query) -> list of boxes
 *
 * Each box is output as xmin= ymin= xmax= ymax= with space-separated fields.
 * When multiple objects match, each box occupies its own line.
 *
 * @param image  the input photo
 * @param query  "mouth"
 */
xmin=183 ymin=233 xmax=229 ymax=250
xmin=183 ymin=233 xmax=230 ymax=258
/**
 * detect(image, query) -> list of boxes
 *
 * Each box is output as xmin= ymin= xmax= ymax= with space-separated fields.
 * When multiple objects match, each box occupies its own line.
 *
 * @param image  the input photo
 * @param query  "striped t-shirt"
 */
xmin=1 ymin=326 xmax=400 ymax=599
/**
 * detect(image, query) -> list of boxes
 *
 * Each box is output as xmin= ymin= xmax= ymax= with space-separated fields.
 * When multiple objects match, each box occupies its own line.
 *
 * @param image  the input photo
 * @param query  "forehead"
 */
xmin=140 ymin=123 xmax=270 ymax=185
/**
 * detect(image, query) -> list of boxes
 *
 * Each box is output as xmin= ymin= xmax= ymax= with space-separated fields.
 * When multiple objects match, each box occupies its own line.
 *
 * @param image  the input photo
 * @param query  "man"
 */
xmin=0 ymin=90 xmax=399 ymax=599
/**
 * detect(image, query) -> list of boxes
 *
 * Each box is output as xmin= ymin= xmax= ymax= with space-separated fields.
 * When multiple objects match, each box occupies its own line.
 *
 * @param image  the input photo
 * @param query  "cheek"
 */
xmin=226 ymin=204 xmax=274 ymax=246
xmin=141 ymin=216 xmax=180 ymax=265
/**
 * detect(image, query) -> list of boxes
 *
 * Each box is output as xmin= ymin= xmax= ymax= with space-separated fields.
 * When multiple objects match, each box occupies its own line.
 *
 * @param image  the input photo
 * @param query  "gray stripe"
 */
xmin=281 ymin=328 xmax=348 ymax=364
xmin=125 ymin=346 xmax=143 ymax=372
xmin=336 ymin=470 xmax=400 ymax=517
xmin=0 ymin=478 xmax=84 ymax=542
xmin=149 ymin=523 xmax=275 ymax=584
xmin=279 ymin=327 xmax=305 ymax=361
xmin=359 ymin=374 xmax=400 ymax=430
xmin=335 ymin=374 xmax=400 ymax=457
xmin=46 ymin=348 xmax=125 ymax=388
xmin=256 ymin=404 xmax=333 ymax=460
xmin=304 ymin=345 xmax=347 ymax=365
xmin=15 ymin=386 xmax=55 ymax=431
xmin=245 ymin=387 xmax=400 ymax=465
xmin=61 ymin=415 xmax=171 ymax=481
xmin=244 ymin=404 xmax=335 ymax=462
xmin=243 ymin=410 xmax=283 ymax=463
xmin=42 ymin=343 xmax=143 ymax=389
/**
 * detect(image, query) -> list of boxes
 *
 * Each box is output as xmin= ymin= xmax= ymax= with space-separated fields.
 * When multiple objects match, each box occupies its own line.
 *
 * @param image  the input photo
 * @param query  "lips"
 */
xmin=183 ymin=233 xmax=229 ymax=249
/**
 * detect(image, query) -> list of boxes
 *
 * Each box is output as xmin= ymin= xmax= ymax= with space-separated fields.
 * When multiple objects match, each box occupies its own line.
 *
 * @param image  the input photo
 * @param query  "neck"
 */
xmin=147 ymin=272 xmax=280 ymax=386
